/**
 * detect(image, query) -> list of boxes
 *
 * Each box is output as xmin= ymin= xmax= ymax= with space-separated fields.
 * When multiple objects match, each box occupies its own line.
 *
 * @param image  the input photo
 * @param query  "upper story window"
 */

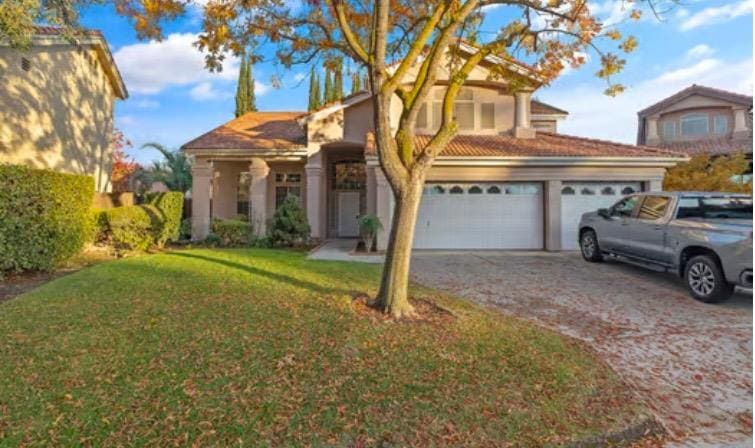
xmin=662 ymin=120 xmax=675 ymax=139
xmin=713 ymin=115 xmax=729 ymax=135
xmin=423 ymin=88 xmax=477 ymax=131
xmin=680 ymin=113 xmax=709 ymax=136
xmin=480 ymin=103 xmax=495 ymax=129
xmin=451 ymin=88 xmax=474 ymax=130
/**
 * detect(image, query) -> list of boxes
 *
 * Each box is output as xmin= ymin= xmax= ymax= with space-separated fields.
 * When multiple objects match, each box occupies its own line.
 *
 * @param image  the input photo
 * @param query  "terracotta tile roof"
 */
xmin=181 ymin=112 xmax=307 ymax=150
xmin=638 ymin=84 xmax=753 ymax=117
xmin=660 ymin=138 xmax=753 ymax=156
xmin=531 ymin=100 xmax=568 ymax=115
xmin=365 ymin=132 xmax=686 ymax=158
xmin=33 ymin=25 xmax=103 ymax=36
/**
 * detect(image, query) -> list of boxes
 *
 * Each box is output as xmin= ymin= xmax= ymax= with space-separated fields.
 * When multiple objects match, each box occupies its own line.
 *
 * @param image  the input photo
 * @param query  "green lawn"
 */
xmin=0 ymin=249 xmax=645 ymax=446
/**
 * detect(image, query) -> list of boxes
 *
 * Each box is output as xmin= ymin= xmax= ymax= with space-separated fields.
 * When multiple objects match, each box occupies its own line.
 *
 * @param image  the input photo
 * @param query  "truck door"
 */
xmin=625 ymin=195 xmax=674 ymax=264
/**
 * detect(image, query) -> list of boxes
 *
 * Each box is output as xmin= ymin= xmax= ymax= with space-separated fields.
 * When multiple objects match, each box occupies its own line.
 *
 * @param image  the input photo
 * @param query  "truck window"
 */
xmin=676 ymin=198 xmax=703 ymax=219
xmin=700 ymin=197 xmax=753 ymax=219
xmin=637 ymin=196 xmax=671 ymax=220
xmin=611 ymin=195 xmax=640 ymax=217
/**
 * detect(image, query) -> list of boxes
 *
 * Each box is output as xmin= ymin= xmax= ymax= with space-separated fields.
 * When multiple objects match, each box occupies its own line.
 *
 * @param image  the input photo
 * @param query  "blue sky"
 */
xmin=79 ymin=1 xmax=753 ymax=165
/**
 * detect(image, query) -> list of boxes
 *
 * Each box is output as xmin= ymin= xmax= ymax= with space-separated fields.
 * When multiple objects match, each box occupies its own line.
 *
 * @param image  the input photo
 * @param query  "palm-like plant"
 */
xmin=137 ymin=142 xmax=192 ymax=193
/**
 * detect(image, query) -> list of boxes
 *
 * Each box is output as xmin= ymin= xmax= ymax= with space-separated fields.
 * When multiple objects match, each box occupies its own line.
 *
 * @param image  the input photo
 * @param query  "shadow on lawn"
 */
xmin=168 ymin=251 xmax=356 ymax=296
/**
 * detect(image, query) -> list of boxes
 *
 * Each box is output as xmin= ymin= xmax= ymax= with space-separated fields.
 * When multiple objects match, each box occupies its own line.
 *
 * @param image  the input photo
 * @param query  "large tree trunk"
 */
xmin=376 ymin=174 xmax=424 ymax=318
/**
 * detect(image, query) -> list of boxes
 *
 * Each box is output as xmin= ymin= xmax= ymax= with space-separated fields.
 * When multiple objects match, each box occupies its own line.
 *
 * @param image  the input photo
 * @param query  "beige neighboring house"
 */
xmin=637 ymin=84 xmax=753 ymax=158
xmin=183 ymin=45 xmax=685 ymax=251
xmin=0 ymin=26 xmax=128 ymax=192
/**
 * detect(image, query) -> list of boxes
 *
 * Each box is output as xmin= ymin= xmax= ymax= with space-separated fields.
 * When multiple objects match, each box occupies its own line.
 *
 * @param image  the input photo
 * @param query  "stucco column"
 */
xmin=191 ymin=158 xmax=212 ymax=241
xmin=544 ymin=180 xmax=562 ymax=251
xmin=305 ymin=153 xmax=324 ymax=239
xmin=249 ymin=158 xmax=270 ymax=236
xmin=514 ymin=90 xmax=535 ymax=138
xmin=375 ymin=167 xmax=393 ymax=251
xmin=733 ymin=108 xmax=749 ymax=139
xmin=646 ymin=116 xmax=660 ymax=145
xmin=366 ymin=164 xmax=377 ymax=216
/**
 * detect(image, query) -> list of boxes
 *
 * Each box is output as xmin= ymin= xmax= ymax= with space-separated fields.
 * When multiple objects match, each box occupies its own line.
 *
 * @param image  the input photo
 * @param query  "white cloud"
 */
xmin=292 ymin=72 xmax=306 ymax=83
xmin=538 ymin=56 xmax=753 ymax=143
xmin=114 ymin=33 xmax=239 ymax=95
xmin=255 ymin=81 xmax=270 ymax=96
xmin=679 ymin=0 xmax=752 ymax=31
xmin=189 ymin=82 xmax=228 ymax=101
xmin=686 ymin=44 xmax=715 ymax=59
xmin=590 ymin=0 xmax=634 ymax=26
xmin=134 ymin=98 xmax=160 ymax=109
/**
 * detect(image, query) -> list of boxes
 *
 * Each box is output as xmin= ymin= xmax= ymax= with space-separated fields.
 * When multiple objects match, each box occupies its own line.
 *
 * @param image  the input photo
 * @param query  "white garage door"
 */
xmin=560 ymin=182 xmax=642 ymax=250
xmin=413 ymin=182 xmax=543 ymax=249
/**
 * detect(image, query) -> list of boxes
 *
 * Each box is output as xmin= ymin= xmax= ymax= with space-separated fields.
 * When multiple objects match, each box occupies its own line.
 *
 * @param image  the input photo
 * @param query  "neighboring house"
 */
xmin=637 ymin=84 xmax=753 ymax=158
xmin=0 ymin=26 xmax=128 ymax=192
xmin=183 ymin=44 xmax=685 ymax=251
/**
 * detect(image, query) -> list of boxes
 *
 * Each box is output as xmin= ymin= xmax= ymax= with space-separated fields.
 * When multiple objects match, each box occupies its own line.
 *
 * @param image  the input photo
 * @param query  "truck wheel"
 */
xmin=684 ymin=255 xmax=735 ymax=303
xmin=580 ymin=230 xmax=603 ymax=262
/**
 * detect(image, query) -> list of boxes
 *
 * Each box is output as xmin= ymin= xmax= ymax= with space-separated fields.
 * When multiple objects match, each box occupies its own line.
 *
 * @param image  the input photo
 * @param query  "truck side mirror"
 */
xmin=597 ymin=208 xmax=611 ymax=219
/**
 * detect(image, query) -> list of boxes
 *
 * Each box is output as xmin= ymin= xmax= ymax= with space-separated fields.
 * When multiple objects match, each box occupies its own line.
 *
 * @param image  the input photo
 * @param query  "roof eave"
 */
xmin=365 ymin=154 xmax=686 ymax=167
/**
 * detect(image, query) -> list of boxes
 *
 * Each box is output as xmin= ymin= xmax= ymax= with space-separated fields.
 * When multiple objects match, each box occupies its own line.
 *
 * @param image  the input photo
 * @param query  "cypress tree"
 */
xmin=325 ymin=68 xmax=335 ymax=104
xmin=333 ymin=59 xmax=343 ymax=101
xmin=247 ymin=59 xmax=257 ymax=112
xmin=308 ymin=67 xmax=320 ymax=111
xmin=351 ymin=71 xmax=361 ymax=94
xmin=235 ymin=54 xmax=249 ymax=117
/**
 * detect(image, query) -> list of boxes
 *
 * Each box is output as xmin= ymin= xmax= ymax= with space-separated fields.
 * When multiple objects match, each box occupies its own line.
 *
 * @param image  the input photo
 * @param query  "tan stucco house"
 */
xmin=0 ymin=26 xmax=128 ymax=192
xmin=637 ymin=84 xmax=752 ymax=157
xmin=183 ymin=46 xmax=685 ymax=251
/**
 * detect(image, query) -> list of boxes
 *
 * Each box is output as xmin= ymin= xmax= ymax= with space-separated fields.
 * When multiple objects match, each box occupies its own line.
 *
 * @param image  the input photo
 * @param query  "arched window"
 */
xmin=487 ymin=185 xmax=502 ymax=194
xmin=581 ymin=187 xmax=596 ymax=196
xmin=468 ymin=185 xmax=483 ymax=194
xmin=681 ymin=113 xmax=709 ymax=136
xmin=561 ymin=186 xmax=576 ymax=195
xmin=431 ymin=185 xmax=445 ymax=194
xmin=449 ymin=185 xmax=464 ymax=194
xmin=621 ymin=186 xmax=636 ymax=195
xmin=601 ymin=186 xmax=616 ymax=195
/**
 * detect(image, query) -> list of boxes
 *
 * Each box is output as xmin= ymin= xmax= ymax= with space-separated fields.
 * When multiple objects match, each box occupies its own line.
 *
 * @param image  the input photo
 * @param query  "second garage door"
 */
xmin=413 ymin=182 xmax=543 ymax=249
xmin=560 ymin=182 xmax=642 ymax=250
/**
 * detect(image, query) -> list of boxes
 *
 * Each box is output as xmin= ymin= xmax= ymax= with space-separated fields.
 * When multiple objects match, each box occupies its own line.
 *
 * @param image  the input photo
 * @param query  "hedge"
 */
xmin=144 ymin=192 xmax=184 ymax=246
xmin=211 ymin=219 xmax=254 ymax=247
xmin=0 ymin=164 xmax=94 ymax=272
xmin=95 ymin=192 xmax=184 ymax=251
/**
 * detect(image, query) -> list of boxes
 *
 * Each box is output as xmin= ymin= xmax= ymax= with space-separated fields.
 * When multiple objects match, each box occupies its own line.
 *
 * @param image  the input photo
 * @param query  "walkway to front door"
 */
xmin=307 ymin=239 xmax=384 ymax=264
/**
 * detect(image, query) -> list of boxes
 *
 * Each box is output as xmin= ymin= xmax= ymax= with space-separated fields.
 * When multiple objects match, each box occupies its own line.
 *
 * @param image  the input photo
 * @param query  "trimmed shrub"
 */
xmin=269 ymin=195 xmax=310 ymax=247
xmin=0 ymin=165 xmax=94 ymax=272
xmin=212 ymin=219 xmax=254 ymax=247
xmin=144 ymin=192 xmax=184 ymax=246
xmin=100 ymin=205 xmax=156 ymax=251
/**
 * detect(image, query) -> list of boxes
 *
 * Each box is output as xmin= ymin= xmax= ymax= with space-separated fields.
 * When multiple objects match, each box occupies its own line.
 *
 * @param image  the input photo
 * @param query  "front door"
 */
xmin=338 ymin=191 xmax=360 ymax=237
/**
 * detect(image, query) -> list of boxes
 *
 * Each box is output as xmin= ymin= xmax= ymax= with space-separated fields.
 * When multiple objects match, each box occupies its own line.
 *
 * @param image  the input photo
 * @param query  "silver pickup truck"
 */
xmin=578 ymin=191 xmax=752 ymax=303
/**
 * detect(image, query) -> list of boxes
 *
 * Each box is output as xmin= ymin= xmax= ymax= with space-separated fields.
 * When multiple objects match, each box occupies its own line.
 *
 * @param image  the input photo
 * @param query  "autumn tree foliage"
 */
xmin=111 ymin=129 xmax=139 ymax=193
xmin=6 ymin=0 xmax=661 ymax=317
xmin=664 ymin=152 xmax=752 ymax=194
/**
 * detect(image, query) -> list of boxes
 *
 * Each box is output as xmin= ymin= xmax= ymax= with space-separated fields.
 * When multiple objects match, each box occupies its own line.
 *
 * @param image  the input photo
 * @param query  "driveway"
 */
xmin=411 ymin=251 xmax=752 ymax=447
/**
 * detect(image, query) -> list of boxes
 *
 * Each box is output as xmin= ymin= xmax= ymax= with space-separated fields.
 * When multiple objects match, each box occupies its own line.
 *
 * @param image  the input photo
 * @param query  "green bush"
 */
xmin=269 ymin=195 xmax=310 ymax=247
xmin=100 ymin=205 xmax=156 ymax=251
xmin=0 ymin=164 xmax=94 ymax=272
xmin=180 ymin=218 xmax=192 ymax=241
xmin=144 ymin=192 xmax=184 ymax=246
xmin=212 ymin=219 xmax=254 ymax=247
xmin=203 ymin=233 xmax=222 ymax=247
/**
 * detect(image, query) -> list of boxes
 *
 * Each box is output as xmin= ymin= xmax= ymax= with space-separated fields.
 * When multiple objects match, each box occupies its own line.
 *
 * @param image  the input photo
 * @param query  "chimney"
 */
xmin=513 ymin=90 xmax=536 ymax=138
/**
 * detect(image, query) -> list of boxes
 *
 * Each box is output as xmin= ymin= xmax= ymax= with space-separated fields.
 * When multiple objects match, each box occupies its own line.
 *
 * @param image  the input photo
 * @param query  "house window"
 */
xmin=601 ymin=186 xmax=616 ymax=195
xmin=681 ymin=113 xmax=709 ymax=136
xmin=449 ymin=185 xmax=464 ymax=194
xmin=430 ymin=88 xmax=475 ymax=130
xmin=417 ymin=103 xmax=428 ymax=128
xmin=662 ymin=120 xmax=675 ymax=139
xmin=621 ymin=186 xmax=636 ymax=195
xmin=429 ymin=185 xmax=445 ymax=194
xmin=237 ymin=172 xmax=251 ymax=217
xmin=332 ymin=162 xmax=365 ymax=190
xmin=580 ymin=187 xmax=596 ymax=195
xmin=487 ymin=185 xmax=502 ymax=194
xmin=713 ymin=115 xmax=729 ymax=135
xmin=481 ymin=103 xmax=495 ymax=129
xmin=275 ymin=172 xmax=302 ymax=209
xmin=468 ymin=185 xmax=483 ymax=194
xmin=561 ymin=186 xmax=576 ymax=195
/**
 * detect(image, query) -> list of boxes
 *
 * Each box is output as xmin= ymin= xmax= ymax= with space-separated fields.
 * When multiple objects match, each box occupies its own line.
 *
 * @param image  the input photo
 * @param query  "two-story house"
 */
xmin=0 ymin=26 xmax=128 ymax=192
xmin=637 ymin=84 xmax=752 ymax=158
xmin=183 ymin=47 xmax=685 ymax=251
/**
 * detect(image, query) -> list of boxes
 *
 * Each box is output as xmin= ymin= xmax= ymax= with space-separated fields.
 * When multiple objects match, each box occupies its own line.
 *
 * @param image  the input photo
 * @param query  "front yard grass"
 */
xmin=0 ymin=249 xmax=645 ymax=446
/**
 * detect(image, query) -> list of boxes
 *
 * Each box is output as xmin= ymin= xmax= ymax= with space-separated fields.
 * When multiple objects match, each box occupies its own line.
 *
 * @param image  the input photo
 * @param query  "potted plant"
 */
xmin=357 ymin=214 xmax=383 ymax=253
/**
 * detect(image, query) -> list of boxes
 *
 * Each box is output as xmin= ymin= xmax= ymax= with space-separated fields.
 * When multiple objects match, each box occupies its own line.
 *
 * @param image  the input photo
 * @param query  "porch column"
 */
xmin=305 ymin=152 xmax=324 ymax=239
xmin=191 ymin=158 xmax=212 ymax=241
xmin=544 ymin=180 xmax=562 ymax=251
xmin=643 ymin=178 xmax=663 ymax=192
xmin=366 ymin=165 xmax=377 ymax=216
xmin=375 ymin=167 xmax=392 ymax=251
xmin=733 ymin=108 xmax=749 ymax=139
xmin=513 ymin=90 xmax=535 ymax=138
xmin=249 ymin=158 xmax=270 ymax=236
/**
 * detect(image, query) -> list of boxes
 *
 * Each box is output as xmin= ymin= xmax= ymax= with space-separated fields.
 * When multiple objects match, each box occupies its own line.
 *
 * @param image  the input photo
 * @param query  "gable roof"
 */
xmin=637 ymin=84 xmax=752 ymax=118
xmin=181 ymin=112 xmax=307 ymax=151
xmin=531 ymin=100 xmax=568 ymax=116
xmin=13 ymin=26 xmax=129 ymax=99
xmin=364 ymin=132 xmax=685 ymax=159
